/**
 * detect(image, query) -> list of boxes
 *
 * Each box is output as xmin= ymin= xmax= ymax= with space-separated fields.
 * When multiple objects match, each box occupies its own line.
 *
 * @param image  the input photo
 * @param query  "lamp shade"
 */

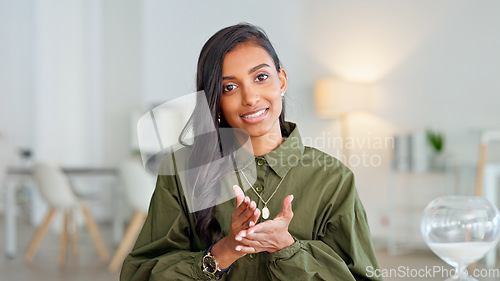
xmin=314 ymin=78 xmax=372 ymax=118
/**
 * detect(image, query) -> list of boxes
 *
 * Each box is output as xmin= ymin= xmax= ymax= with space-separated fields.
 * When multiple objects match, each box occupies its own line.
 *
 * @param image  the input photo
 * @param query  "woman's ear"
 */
xmin=278 ymin=68 xmax=287 ymax=94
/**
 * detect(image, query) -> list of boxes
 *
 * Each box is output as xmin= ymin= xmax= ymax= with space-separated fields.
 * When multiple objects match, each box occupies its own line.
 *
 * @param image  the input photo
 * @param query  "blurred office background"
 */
xmin=1 ymin=0 xmax=500 ymax=280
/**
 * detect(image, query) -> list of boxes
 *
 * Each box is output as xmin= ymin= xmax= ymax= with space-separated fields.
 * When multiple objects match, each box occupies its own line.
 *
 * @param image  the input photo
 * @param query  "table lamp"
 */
xmin=314 ymin=78 xmax=373 ymax=162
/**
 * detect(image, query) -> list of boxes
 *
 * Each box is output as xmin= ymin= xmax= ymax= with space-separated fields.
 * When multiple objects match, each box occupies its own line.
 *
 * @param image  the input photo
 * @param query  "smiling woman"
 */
xmin=220 ymin=42 xmax=287 ymax=156
xmin=120 ymin=23 xmax=382 ymax=281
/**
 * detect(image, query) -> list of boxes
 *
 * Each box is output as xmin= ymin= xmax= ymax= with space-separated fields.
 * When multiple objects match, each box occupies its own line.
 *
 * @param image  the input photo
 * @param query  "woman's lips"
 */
xmin=240 ymin=108 xmax=269 ymax=124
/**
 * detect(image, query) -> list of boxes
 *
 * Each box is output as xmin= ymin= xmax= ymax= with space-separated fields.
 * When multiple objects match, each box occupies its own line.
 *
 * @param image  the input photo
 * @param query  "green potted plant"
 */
xmin=426 ymin=129 xmax=446 ymax=171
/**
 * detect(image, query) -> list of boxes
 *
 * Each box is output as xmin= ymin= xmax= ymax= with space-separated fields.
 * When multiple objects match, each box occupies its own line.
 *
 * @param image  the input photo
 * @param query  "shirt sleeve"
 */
xmin=264 ymin=169 xmax=383 ymax=281
xmin=120 ymin=172 xmax=211 ymax=281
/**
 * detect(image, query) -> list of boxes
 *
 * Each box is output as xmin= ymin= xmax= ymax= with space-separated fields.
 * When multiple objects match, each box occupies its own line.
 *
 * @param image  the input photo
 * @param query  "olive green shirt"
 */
xmin=121 ymin=122 xmax=382 ymax=281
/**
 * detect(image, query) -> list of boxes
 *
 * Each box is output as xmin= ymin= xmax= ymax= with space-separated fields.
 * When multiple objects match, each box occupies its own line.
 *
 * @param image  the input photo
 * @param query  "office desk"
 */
xmin=4 ymin=167 xmax=121 ymax=258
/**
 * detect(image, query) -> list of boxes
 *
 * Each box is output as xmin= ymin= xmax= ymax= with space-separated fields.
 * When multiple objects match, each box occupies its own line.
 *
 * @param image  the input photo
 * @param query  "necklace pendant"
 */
xmin=262 ymin=206 xmax=270 ymax=219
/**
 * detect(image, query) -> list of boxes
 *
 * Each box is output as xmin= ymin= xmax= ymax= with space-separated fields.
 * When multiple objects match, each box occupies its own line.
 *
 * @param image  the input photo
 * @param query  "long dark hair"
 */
xmin=181 ymin=23 xmax=286 ymax=246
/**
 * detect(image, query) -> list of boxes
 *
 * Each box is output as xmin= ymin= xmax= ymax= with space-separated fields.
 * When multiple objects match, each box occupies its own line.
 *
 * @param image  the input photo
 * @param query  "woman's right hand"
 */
xmin=210 ymin=185 xmax=260 ymax=269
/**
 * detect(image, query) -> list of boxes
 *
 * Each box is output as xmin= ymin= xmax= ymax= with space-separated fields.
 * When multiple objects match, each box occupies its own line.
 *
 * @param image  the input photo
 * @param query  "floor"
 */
xmin=1 ymin=218 xmax=498 ymax=281
xmin=0 ymin=217 xmax=119 ymax=281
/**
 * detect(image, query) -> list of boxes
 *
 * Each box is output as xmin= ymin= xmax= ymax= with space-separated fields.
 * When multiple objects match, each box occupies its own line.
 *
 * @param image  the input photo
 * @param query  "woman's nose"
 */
xmin=241 ymin=86 xmax=260 ymax=106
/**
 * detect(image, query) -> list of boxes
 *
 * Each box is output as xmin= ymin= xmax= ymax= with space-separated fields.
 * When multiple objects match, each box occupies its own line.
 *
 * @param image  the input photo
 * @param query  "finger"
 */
xmin=233 ymin=196 xmax=250 ymax=217
xmin=238 ymin=200 xmax=257 ymax=225
xmin=233 ymin=185 xmax=245 ymax=209
xmin=233 ymin=199 xmax=257 ymax=229
xmin=235 ymin=211 xmax=262 ymax=239
xmin=276 ymin=194 xmax=294 ymax=220
xmin=239 ymin=231 xmax=265 ymax=242
xmin=246 ymin=220 xmax=273 ymax=235
xmin=250 ymin=207 xmax=260 ymax=225
xmin=235 ymin=245 xmax=257 ymax=254
xmin=238 ymin=237 xmax=264 ymax=248
xmin=242 ymin=207 xmax=260 ymax=229
xmin=234 ymin=230 xmax=247 ymax=241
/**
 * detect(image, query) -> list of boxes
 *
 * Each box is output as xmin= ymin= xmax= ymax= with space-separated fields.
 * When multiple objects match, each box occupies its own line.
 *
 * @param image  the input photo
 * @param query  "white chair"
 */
xmin=24 ymin=161 xmax=109 ymax=267
xmin=108 ymin=159 xmax=156 ymax=272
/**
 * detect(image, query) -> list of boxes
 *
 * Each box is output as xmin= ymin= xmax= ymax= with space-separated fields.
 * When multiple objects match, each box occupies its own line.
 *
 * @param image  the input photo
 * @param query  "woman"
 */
xmin=121 ymin=23 xmax=382 ymax=281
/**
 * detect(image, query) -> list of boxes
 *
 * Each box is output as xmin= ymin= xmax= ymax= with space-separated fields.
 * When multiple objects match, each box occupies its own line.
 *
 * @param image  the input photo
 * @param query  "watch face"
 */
xmin=203 ymin=255 xmax=217 ymax=274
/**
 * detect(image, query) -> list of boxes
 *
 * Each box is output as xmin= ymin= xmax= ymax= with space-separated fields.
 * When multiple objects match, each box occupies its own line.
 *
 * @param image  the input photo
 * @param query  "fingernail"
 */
xmin=235 ymin=236 xmax=242 ymax=241
xmin=240 ymin=232 xmax=246 ymax=238
xmin=254 ymin=209 xmax=259 ymax=215
xmin=249 ymin=230 xmax=254 ymax=234
xmin=250 ymin=201 xmax=256 ymax=208
xmin=249 ymin=221 xmax=255 ymax=227
xmin=235 ymin=246 xmax=241 ymax=251
xmin=291 ymin=195 xmax=294 ymax=202
xmin=245 ymin=196 xmax=249 ymax=203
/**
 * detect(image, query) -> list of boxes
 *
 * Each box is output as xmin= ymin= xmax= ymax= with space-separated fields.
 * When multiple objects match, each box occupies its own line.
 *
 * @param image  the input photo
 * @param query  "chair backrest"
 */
xmin=119 ymin=159 xmax=156 ymax=213
xmin=33 ymin=161 xmax=78 ymax=208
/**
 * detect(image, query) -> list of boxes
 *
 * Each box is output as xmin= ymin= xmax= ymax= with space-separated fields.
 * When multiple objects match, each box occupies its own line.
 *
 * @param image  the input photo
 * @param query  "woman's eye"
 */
xmin=255 ymin=73 xmax=268 ymax=82
xmin=223 ymin=84 xmax=237 ymax=92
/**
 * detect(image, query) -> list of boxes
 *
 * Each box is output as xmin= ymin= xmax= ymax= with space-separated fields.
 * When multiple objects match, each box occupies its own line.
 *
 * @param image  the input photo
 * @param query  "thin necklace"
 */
xmin=240 ymin=166 xmax=293 ymax=219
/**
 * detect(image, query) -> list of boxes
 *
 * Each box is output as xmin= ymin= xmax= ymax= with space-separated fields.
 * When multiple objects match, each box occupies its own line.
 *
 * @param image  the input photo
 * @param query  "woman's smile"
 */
xmin=240 ymin=107 xmax=269 ymax=123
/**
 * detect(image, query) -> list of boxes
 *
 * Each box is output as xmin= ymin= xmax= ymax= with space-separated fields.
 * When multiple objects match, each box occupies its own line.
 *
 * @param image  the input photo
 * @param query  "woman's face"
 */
xmin=220 ymin=42 xmax=287 ymax=140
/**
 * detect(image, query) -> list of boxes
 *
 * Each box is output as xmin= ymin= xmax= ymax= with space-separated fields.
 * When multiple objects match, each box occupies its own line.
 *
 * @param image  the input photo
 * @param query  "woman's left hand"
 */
xmin=234 ymin=194 xmax=295 ymax=254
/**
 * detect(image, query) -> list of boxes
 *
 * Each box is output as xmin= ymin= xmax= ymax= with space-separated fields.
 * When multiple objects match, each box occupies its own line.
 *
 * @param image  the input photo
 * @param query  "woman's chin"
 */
xmin=243 ymin=125 xmax=280 ymax=139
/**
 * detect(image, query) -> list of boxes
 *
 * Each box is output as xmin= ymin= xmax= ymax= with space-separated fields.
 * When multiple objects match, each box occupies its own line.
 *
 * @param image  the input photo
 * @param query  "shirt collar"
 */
xmin=260 ymin=122 xmax=304 ymax=178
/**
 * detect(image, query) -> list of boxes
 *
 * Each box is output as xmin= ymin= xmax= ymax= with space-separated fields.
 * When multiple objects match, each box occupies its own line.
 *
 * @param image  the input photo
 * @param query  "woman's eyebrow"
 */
xmin=248 ymin=63 xmax=270 ymax=74
xmin=222 ymin=63 xmax=271 ymax=81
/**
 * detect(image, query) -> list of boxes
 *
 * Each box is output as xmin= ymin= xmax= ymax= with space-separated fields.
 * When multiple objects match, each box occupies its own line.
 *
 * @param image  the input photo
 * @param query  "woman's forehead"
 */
xmin=223 ymin=43 xmax=274 ymax=74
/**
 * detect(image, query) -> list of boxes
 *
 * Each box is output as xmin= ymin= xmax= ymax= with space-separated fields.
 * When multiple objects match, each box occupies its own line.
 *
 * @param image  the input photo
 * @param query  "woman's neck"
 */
xmin=234 ymin=122 xmax=285 ymax=157
xmin=249 ymin=128 xmax=284 ymax=156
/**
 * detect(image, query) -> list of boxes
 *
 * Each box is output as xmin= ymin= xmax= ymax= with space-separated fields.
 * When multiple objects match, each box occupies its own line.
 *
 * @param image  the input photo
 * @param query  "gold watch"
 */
xmin=202 ymin=245 xmax=232 ymax=279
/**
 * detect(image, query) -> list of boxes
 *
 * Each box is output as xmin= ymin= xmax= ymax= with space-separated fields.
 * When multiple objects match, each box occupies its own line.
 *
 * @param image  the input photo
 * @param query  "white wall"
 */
xmin=2 ymin=0 xmax=500 ymax=235
xmin=0 ymin=0 xmax=142 ymax=166
xmin=33 ymin=0 xmax=93 ymax=165
xmin=101 ymin=0 xmax=143 ymax=166
xmin=0 ymin=0 xmax=35 ymax=149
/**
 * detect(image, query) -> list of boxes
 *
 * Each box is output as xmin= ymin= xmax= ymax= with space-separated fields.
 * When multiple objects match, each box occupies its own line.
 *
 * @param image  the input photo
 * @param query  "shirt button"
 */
xmin=257 ymin=159 xmax=265 ymax=166
xmin=255 ymin=184 xmax=264 ymax=193
xmin=249 ymin=253 xmax=256 ymax=259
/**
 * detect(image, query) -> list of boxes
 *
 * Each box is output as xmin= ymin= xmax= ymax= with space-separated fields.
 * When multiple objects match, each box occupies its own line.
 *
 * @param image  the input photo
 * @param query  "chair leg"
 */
xmin=24 ymin=208 xmax=57 ymax=264
xmin=108 ymin=213 xmax=146 ymax=273
xmin=81 ymin=205 xmax=109 ymax=261
xmin=58 ymin=210 xmax=69 ymax=268
xmin=68 ymin=208 xmax=79 ymax=260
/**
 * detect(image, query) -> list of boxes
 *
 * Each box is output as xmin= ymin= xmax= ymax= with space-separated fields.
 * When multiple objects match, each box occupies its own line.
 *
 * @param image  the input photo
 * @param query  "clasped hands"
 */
xmin=211 ymin=185 xmax=295 ymax=268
